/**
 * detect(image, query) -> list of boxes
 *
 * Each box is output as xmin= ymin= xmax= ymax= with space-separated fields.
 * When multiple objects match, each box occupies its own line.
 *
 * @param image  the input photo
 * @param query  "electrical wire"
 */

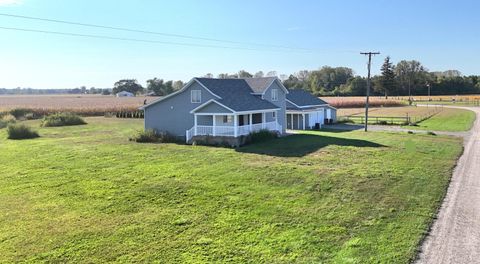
xmin=0 ymin=13 xmax=310 ymax=51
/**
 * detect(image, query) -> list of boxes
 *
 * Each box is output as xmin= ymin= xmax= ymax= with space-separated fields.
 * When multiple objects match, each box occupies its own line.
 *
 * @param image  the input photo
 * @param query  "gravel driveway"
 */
xmin=328 ymin=106 xmax=479 ymax=263
xmin=415 ymin=106 xmax=480 ymax=264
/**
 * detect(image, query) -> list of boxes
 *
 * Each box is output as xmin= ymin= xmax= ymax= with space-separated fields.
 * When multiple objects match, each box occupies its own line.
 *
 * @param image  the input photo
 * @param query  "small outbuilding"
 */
xmin=286 ymin=89 xmax=337 ymax=130
xmin=116 ymin=91 xmax=135 ymax=97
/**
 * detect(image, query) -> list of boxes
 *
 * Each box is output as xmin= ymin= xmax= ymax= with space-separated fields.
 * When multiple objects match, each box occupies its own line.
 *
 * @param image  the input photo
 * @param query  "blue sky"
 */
xmin=0 ymin=0 xmax=479 ymax=88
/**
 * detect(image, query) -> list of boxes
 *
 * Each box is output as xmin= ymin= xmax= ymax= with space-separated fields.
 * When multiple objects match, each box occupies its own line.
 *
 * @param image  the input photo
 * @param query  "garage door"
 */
xmin=308 ymin=110 xmax=325 ymax=127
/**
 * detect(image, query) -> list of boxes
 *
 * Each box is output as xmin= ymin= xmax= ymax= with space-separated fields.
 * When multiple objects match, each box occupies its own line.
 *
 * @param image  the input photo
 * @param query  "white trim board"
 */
xmin=193 ymin=108 xmax=280 ymax=115
xmin=286 ymin=98 xmax=328 ymax=109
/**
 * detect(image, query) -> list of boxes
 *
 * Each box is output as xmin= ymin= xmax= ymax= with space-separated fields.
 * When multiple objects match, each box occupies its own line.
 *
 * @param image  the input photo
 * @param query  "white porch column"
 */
xmin=249 ymin=113 xmax=253 ymax=132
xmin=290 ymin=114 xmax=293 ymax=130
xmin=212 ymin=115 xmax=216 ymax=136
xmin=234 ymin=114 xmax=238 ymax=137
xmin=194 ymin=114 xmax=198 ymax=136
xmin=262 ymin=112 xmax=266 ymax=129
xmin=302 ymin=113 xmax=305 ymax=130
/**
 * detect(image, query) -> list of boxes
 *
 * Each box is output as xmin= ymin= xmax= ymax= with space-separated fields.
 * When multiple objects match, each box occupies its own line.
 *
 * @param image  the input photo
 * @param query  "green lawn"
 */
xmin=402 ymin=108 xmax=475 ymax=132
xmin=0 ymin=117 xmax=463 ymax=263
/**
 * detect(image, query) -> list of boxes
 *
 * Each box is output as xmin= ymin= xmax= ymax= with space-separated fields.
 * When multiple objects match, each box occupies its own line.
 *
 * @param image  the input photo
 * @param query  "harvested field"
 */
xmin=0 ymin=94 xmax=161 ymax=116
xmin=338 ymin=106 xmax=444 ymax=125
xmin=321 ymin=96 xmax=405 ymax=108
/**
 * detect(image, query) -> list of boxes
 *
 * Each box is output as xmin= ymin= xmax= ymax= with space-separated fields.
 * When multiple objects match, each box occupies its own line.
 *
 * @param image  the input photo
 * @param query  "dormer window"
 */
xmin=191 ymin=90 xmax=201 ymax=103
xmin=271 ymin=89 xmax=279 ymax=101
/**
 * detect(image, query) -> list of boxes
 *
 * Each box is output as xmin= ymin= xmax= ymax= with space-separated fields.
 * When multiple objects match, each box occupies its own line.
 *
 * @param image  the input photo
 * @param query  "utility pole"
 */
xmin=426 ymin=82 xmax=431 ymax=101
xmin=360 ymin=52 xmax=380 ymax=132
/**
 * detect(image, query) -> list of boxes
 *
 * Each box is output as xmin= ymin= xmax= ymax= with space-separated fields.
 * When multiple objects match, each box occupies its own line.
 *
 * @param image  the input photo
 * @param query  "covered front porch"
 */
xmin=186 ymin=111 xmax=281 ymax=142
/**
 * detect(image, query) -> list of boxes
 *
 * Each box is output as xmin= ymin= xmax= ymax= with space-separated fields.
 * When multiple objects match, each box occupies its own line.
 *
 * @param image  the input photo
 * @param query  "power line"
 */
xmin=0 ymin=26 xmax=308 ymax=52
xmin=0 ymin=13 xmax=310 ymax=51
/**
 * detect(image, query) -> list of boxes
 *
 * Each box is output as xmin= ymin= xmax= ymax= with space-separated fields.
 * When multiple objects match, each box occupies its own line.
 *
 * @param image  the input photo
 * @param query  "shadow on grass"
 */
xmin=237 ymin=133 xmax=385 ymax=157
xmin=322 ymin=124 xmax=366 ymax=132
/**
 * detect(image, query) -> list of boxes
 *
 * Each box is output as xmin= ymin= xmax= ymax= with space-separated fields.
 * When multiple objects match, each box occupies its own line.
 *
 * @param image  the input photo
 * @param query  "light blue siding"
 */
xmin=144 ymin=81 xmax=217 ymax=137
xmin=195 ymin=101 xmax=233 ymax=114
xmin=262 ymin=81 xmax=287 ymax=132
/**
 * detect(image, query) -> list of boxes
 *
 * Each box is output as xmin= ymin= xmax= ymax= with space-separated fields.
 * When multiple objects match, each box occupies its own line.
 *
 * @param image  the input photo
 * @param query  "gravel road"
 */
xmin=327 ymin=106 xmax=479 ymax=263
xmin=415 ymin=106 xmax=480 ymax=264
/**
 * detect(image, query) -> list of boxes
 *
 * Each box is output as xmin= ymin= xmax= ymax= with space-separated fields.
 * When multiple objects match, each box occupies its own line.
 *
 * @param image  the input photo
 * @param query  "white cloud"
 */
xmin=0 ymin=0 xmax=22 ymax=6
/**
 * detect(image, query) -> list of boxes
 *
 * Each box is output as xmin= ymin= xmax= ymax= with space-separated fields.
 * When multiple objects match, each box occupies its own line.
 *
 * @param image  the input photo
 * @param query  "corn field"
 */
xmin=0 ymin=94 xmax=159 ymax=117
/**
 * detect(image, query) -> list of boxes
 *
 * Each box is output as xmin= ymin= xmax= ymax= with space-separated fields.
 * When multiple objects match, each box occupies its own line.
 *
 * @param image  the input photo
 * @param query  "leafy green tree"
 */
xmin=395 ymin=60 xmax=428 ymax=101
xmin=146 ymin=78 xmax=174 ymax=96
xmin=266 ymin=71 xmax=277 ymax=77
xmin=306 ymin=66 xmax=353 ymax=95
xmin=283 ymin=75 xmax=301 ymax=89
xmin=173 ymin=80 xmax=184 ymax=90
xmin=254 ymin=71 xmax=264 ymax=78
xmin=237 ymin=70 xmax=253 ymax=78
xmin=112 ymin=79 xmax=144 ymax=95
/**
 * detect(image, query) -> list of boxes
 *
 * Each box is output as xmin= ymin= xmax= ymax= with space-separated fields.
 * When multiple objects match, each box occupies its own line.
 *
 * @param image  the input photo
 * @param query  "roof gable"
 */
xmin=195 ymin=78 xmax=280 ymax=112
xmin=139 ymin=78 xmax=220 ymax=110
xmin=244 ymin=77 xmax=276 ymax=94
xmin=190 ymin=99 xmax=234 ymax=113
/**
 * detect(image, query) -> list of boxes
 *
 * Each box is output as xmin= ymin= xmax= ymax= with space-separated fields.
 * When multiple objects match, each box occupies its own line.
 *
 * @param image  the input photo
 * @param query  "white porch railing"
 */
xmin=186 ymin=121 xmax=281 ymax=142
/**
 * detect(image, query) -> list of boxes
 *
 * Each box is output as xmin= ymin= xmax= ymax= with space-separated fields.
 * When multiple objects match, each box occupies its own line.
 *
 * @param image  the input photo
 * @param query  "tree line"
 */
xmin=280 ymin=58 xmax=480 ymax=97
xmin=3 ymin=59 xmax=479 ymax=97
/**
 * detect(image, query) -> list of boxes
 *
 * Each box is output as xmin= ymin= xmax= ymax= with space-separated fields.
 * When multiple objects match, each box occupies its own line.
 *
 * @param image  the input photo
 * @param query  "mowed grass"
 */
xmin=403 ymin=108 xmax=475 ymax=132
xmin=0 ymin=117 xmax=463 ymax=263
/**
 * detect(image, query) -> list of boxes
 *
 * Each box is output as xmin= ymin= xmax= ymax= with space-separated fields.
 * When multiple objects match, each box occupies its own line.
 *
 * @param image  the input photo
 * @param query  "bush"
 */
xmin=0 ymin=114 xmax=16 ymax=129
xmin=7 ymin=123 xmax=39 ymax=139
xmin=245 ymin=129 xmax=278 ymax=145
xmin=129 ymin=129 xmax=178 ymax=143
xmin=10 ymin=108 xmax=34 ymax=120
xmin=41 ymin=113 xmax=87 ymax=127
xmin=377 ymin=120 xmax=388 ymax=125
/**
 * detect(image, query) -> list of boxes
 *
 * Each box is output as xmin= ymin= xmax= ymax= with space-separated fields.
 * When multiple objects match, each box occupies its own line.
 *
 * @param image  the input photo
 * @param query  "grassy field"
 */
xmin=0 ymin=118 xmax=462 ymax=263
xmin=338 ymin=106 xmax=444 ymax=125
xmin=338 ymin=106 xmax=475 ymax=131
xmin=402 ymin=108 xmax=476 ymax=132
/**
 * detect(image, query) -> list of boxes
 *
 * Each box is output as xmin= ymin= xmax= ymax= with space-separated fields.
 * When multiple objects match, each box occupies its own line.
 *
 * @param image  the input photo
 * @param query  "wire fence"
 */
xmin=338 ymin=106 xmax=443 ymax=125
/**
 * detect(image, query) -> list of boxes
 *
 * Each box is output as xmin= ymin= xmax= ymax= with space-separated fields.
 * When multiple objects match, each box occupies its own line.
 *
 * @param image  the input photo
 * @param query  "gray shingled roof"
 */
xmin=286 ymin=89 xmax=328 ymax=108
xmin=244 ymin=77 xmax=277 ymax=94
xmin=195 ymin=78 xmax=280 ymax=112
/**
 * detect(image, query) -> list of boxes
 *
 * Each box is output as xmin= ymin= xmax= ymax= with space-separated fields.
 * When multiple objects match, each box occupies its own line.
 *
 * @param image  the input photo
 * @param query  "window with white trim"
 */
xmin=271 ymin=89 xmax=279 ymax=101
xmin=191 ymin=90 xmax=201 ymax=103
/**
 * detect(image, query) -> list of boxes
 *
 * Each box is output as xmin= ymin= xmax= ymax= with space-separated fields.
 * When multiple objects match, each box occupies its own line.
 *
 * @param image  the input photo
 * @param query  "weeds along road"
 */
xmin=416 ymin=106 xmax=480 ymax=264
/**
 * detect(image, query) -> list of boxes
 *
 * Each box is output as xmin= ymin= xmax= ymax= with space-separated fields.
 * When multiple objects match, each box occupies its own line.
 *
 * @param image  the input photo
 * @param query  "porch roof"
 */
xmin=190 ymin=98 xmax=280 ymax=114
